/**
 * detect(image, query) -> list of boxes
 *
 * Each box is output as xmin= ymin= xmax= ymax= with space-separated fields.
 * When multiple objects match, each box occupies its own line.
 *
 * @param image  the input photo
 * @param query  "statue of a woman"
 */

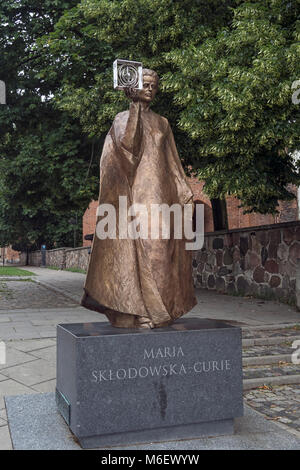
xmin=81 ymin=69 xmax=197 ymax=328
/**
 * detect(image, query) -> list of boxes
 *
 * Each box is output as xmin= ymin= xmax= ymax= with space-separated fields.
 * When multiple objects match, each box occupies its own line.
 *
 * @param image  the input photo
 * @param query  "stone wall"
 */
xmin=26 ymin=221 xmax=300 ymax=306
xmin=82 ymin=183 xmax=299 ymax=243
xmin=28 ymin=247 xmax=90 ymax=271
xmin=46 ymin=248 xmax=68 ymax=269
xmin=192 ymin=221 xmax=300 ymax=305
xmin=28 ymin=250 xmax=42 ymax=266
xmin=65 ymin=247 xmax=90 ymax=271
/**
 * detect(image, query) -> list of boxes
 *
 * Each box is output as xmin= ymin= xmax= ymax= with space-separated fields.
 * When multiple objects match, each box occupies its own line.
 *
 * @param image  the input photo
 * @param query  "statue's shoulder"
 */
xmin=114 ymin=110 xmax=129 ymax=123
xmin=150 ymin=111 xmax=170 ymax=133
xmin=110 ymin=111 xmax=129 ymax=135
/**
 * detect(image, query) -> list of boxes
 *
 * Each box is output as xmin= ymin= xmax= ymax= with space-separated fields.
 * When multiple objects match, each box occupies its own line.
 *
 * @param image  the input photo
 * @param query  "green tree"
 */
xmin=164 ymin=0 xmax=300 ymax=213
xmin=38 ymin=0 xmax=233 ymax=160
xmin=41 ymin=0 xmax=300 ymax=213
xmin=0 ymin=0 xmax=100 ymax=250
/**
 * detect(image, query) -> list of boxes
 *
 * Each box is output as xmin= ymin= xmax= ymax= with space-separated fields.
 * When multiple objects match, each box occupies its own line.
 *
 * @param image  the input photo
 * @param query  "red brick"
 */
xmin=82 ymin=180 xmax=299 ymax=243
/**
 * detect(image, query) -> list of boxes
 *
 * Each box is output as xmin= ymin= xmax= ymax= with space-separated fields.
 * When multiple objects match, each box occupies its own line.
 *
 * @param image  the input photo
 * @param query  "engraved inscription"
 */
xmin=91 ymin=345 xmax=232 ymax=383
xmin=143 ymin=346 xmax=184 ymax=359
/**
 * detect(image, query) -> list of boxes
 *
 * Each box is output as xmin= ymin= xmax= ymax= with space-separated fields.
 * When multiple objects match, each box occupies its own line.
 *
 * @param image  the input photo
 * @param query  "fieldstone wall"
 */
xmin=27 ymin=247 xmax=90 ymax=271
xmin=26 ymin=221 xmax=300 ymax=305
xmin=46 ymin=248 xmax=68 ymax=269
xmin=192 ymin=221 xmax=300 ymax=305
xmin=65 ymin=247 xmax=90 ymax=271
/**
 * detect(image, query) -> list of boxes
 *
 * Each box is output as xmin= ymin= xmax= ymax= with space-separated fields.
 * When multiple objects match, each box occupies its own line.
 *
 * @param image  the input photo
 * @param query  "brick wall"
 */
xmin=192 ymin=221 xmax=300 ymax=305
xmin=276 ymin=184 xmax=299 ymax=223
xmin=83 ymin=200 xmax=98 ymax=247
xmin=1 ymin=246 xmax=21 ymax=264
xmin=82 ymin=178 xmax=299 ymax=244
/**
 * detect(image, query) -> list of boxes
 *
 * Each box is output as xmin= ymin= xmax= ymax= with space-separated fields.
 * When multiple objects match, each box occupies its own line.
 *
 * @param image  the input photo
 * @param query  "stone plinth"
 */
xmin=56 ymin=318 xmax=243 ymax=448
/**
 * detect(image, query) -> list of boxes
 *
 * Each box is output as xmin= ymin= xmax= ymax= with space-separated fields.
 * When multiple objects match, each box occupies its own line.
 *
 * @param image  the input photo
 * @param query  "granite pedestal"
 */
xmin=56 ymin=318 xmax=243 ymax=448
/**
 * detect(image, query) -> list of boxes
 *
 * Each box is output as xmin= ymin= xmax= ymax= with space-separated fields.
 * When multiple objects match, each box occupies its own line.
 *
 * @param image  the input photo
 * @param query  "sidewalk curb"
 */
xmin=242 ymin=323 xmax=300 ymax=331
xmin=243 ymin=354 xmax=292 ymax=366
xmin=243 ymin=374 xmax=300 ymax=390
xmin=243 ymin=335 xmax=300 ymax=347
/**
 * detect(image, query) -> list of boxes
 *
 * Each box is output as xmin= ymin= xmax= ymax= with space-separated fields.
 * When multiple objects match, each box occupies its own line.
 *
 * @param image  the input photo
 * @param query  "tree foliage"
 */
xmin=0 ymin=1 xmax=299 ymax=254
xmin=0 ymin=0 xmax=100 ymax=250
xmin=164 ymin=0 xmax=300 ymax=212
xmin=40 ymin=0 xmax=300 ymax=214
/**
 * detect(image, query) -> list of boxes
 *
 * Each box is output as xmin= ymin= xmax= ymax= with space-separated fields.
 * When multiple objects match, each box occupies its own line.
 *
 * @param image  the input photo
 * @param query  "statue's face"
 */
xmin=138 ymin=75 xmax=158 ymax=103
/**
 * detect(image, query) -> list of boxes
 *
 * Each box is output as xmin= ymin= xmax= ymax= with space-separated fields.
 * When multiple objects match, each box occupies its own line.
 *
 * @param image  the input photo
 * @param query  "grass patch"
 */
xmin=65 ymin=267 xmax=87 ymax=274
xmin=0 ymin=267 xmax=36 ymax=277
xmin=46 ymin=266 xmax=86 ymax=274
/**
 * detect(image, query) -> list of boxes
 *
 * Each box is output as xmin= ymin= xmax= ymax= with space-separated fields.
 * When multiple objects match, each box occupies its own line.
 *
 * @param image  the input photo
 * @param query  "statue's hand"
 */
xmin=124 ymin=87 xmax=139 ymax=102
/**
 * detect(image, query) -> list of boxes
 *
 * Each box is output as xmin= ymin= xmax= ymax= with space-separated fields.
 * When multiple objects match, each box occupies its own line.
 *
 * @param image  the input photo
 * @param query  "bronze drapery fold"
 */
xmin=81 ymin=101 xmax=197 ymax=328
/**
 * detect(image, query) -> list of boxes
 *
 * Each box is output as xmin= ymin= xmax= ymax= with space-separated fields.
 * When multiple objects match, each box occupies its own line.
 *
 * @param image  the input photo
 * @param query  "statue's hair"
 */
xmin=142 ymin=68 xmax=159 ymax=86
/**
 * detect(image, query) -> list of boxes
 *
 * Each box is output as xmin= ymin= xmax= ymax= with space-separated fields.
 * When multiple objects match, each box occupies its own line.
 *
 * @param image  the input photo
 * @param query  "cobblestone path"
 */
xmin=243 ymin=364 xmax=300 ymax=380
xmin=243 ymin=326 xmax=300 ymax=339
xmin=0 ymin=280 xmax=77 ymax=310
xmin=242 ymin=343 xmax=294 ymax=357
xmin=244 ymin=385 xmax=300 ymax=431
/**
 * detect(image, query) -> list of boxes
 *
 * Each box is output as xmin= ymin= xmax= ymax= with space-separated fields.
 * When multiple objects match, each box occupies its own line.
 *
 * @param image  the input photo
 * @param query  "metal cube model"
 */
xmin=113 ymin=59 xmax=143 ymax=90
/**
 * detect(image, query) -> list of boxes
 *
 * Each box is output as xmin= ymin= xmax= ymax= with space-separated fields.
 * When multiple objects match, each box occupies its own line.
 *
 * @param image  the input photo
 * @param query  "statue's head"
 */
xmin=123 ymin=68 xmax=159 ymax=104
xmin=139 ymin=69 xmax=159 ymax=103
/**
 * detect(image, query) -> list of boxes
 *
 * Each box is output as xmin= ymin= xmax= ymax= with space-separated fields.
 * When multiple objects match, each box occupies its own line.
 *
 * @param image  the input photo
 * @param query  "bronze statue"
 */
xmin=81 ymin=69 xmax=197 ymax=328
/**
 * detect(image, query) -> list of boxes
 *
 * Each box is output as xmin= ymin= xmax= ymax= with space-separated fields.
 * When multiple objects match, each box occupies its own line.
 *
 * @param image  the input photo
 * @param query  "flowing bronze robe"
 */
xmin=81 ymin=102 xmax=197 ymax=327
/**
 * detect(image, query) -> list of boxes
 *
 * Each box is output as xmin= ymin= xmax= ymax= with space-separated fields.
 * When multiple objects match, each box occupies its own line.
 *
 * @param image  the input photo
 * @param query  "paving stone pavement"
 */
xmin=244 ymin=385 xmax=300 ymax=431
xmin=242 ymin=343 xmax=295 ymax=358
xmin=243 ymin=327 xmax=300 ymax=339
xmin=0 ymin=306 xmax=102 ymax=340
xmin=16 ymin=266 xmax=86 ymax=303
xmin=243 ymin=364 xmax=300 ymax=380
xmin=0 ymin=266 xmax=300 ymax=449
xmin=0 ymin=280 xmax=77 ymax=310
xmin=10 ymin=266 xmax=300 ymax=325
